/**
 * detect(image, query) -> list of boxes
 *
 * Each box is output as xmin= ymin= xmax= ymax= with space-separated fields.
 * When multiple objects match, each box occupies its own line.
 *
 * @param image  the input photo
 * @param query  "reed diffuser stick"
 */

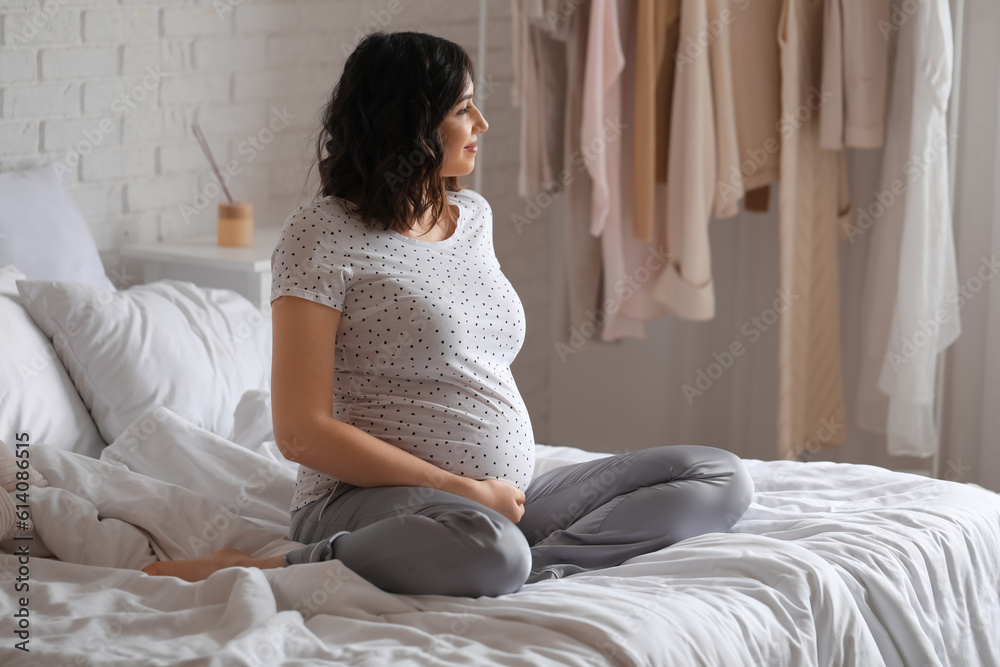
xmin=191 ymin=122 xmax=234 ymax=203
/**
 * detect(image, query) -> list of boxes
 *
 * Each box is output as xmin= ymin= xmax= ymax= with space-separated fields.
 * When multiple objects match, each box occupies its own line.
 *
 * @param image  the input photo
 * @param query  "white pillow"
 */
xmin=0 ymin=162 xmax=116 ymax=291
xmin=0 ymin=265 xmax=106 ymax=458
xmin=16 ymin=278 xmax=272 ymax=445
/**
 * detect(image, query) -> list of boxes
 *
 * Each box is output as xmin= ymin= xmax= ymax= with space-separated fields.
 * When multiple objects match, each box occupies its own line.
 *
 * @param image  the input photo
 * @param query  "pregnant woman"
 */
xmin=144 ymin=31 xmax=753 ymax=596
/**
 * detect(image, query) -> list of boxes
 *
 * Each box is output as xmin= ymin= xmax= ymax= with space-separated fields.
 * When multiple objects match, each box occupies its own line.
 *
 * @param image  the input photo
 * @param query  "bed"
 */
xmin=2 ymin=163 xmax=1000 ymax=666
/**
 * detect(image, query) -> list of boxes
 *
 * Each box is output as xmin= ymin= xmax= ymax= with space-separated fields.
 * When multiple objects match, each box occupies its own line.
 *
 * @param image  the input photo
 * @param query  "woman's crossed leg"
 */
xmin=519 ymin=445 xmax=754 ymax=582
xmin=144 ymin=445 xmax=753 ymax=596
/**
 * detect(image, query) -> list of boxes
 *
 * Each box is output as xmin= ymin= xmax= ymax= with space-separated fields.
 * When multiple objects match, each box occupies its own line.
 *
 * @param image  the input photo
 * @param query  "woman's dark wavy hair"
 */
xmin=309 ymin=31 xmax=474 ymax=234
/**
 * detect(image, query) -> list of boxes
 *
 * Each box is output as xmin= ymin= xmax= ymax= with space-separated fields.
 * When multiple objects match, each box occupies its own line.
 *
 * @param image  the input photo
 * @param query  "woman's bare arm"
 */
xmin=270 ymin=295 xmax=523 ymax=521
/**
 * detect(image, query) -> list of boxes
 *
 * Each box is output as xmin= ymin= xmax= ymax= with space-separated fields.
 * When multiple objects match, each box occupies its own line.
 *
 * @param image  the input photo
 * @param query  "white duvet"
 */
xmin=1 ymin=393 xmax=998 ymax=666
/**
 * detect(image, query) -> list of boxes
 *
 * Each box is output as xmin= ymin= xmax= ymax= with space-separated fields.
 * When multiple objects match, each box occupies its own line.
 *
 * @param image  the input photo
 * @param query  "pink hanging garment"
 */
xmin=580 ymin=0 xmax=646 ymax=341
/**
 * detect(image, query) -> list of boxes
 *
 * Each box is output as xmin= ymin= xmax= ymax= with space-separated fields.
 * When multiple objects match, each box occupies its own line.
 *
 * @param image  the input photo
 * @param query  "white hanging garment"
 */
xmin=856 ymin=0 xmax=961 ymax=457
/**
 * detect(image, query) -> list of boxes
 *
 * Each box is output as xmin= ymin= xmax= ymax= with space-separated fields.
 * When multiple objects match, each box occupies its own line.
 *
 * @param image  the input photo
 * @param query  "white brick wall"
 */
xmin=0 ymin=0 xmax=552 ymax=439
xmin=40 ymin=45 xmax=119 ymax=78
xmin=3 ymin=81 xmax=79 ymax=117
xmin=81 ymin=8 xmax=158 ymax=43
xmin=4 ymin=9 xmax=80 ymax=45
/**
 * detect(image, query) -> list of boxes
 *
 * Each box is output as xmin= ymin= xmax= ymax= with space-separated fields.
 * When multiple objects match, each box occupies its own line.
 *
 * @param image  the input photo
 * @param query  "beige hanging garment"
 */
xmin=650 ymin=0 xmax=742 ymax=321
xmin=632 ymin=0 xmax=679 ymax=242
xmin=612 ymin=0 xmax=671 ymax=330
xmin=725 ymin=0 xmax=784 ymax=208
xmin=776 ymin=0 xmax=852 ymax=459
xmin=819 ymin=0 xmax=891 ymax=150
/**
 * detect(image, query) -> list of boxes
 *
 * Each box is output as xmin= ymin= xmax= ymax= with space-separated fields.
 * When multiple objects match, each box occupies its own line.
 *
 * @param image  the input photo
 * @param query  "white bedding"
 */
xmin=2 ymin=395 xmax=999 ymax=666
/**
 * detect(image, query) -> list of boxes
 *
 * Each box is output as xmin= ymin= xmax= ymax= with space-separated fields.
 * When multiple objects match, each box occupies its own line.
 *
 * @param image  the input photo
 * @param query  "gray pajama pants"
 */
xmin=283 ymin=445 xmax=754 ymax=597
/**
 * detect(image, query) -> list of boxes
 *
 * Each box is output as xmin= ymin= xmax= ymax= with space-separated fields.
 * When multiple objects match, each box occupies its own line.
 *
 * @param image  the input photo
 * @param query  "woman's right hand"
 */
xmin=466 ymin=478 xmax=526 ymax=524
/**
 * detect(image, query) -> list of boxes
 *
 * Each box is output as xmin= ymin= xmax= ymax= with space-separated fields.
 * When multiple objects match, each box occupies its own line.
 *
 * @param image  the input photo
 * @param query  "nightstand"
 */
xmin=120 ymin=226 xmax=281 ymax=314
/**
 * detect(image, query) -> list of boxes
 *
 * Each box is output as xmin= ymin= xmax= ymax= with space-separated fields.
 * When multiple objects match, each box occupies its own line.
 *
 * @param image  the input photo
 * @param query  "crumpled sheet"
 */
xmin=1 ymin=395 xmax=998 ymax=666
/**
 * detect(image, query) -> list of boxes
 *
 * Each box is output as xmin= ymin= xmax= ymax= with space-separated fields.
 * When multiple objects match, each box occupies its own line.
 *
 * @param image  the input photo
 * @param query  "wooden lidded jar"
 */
xmin=218 ymin=202 xmax=254 ymax=247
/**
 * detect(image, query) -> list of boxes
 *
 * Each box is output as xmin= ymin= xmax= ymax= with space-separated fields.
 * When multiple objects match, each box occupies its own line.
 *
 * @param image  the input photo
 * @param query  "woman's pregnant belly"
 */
xmin=345 ymin=391 xmax=536 ymax=492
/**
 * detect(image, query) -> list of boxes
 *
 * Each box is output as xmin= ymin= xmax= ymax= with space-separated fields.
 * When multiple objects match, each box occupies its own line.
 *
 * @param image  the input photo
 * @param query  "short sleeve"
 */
xmin=270 ymin=205 xmax=352 ymax=312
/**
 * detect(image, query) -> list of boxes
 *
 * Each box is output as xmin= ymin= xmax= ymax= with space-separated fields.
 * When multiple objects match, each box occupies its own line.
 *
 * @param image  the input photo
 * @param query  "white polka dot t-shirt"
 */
xmin=271 ymin=188 xmax=535 ymax=512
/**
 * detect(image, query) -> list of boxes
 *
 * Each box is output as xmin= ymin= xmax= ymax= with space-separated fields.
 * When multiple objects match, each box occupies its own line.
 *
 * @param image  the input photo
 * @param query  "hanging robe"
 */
xmin=776 ymin=0 xmax=852 ymax=459
xmin=650 ymin=0 xmax=743 ymax=321
xmin=855 ymin=0 xmax=961 ymax=457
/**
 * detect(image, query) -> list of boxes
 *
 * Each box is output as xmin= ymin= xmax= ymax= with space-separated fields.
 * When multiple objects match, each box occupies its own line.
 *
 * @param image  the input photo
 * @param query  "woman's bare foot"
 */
xmin=141 ymin=548 xmax=286 ymax=582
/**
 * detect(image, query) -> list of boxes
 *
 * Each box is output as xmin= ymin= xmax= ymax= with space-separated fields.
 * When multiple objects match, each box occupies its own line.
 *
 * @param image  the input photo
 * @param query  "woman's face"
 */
xmin=438 ymin=79 xmax=488 ymax=178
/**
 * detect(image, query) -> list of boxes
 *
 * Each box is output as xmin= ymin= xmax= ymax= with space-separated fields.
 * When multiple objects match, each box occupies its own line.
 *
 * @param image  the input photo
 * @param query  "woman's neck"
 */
xmin=345 ymin=188 xmax=456 ymax=240
xmin=407 ymin=199 xmax=458 ymax=241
